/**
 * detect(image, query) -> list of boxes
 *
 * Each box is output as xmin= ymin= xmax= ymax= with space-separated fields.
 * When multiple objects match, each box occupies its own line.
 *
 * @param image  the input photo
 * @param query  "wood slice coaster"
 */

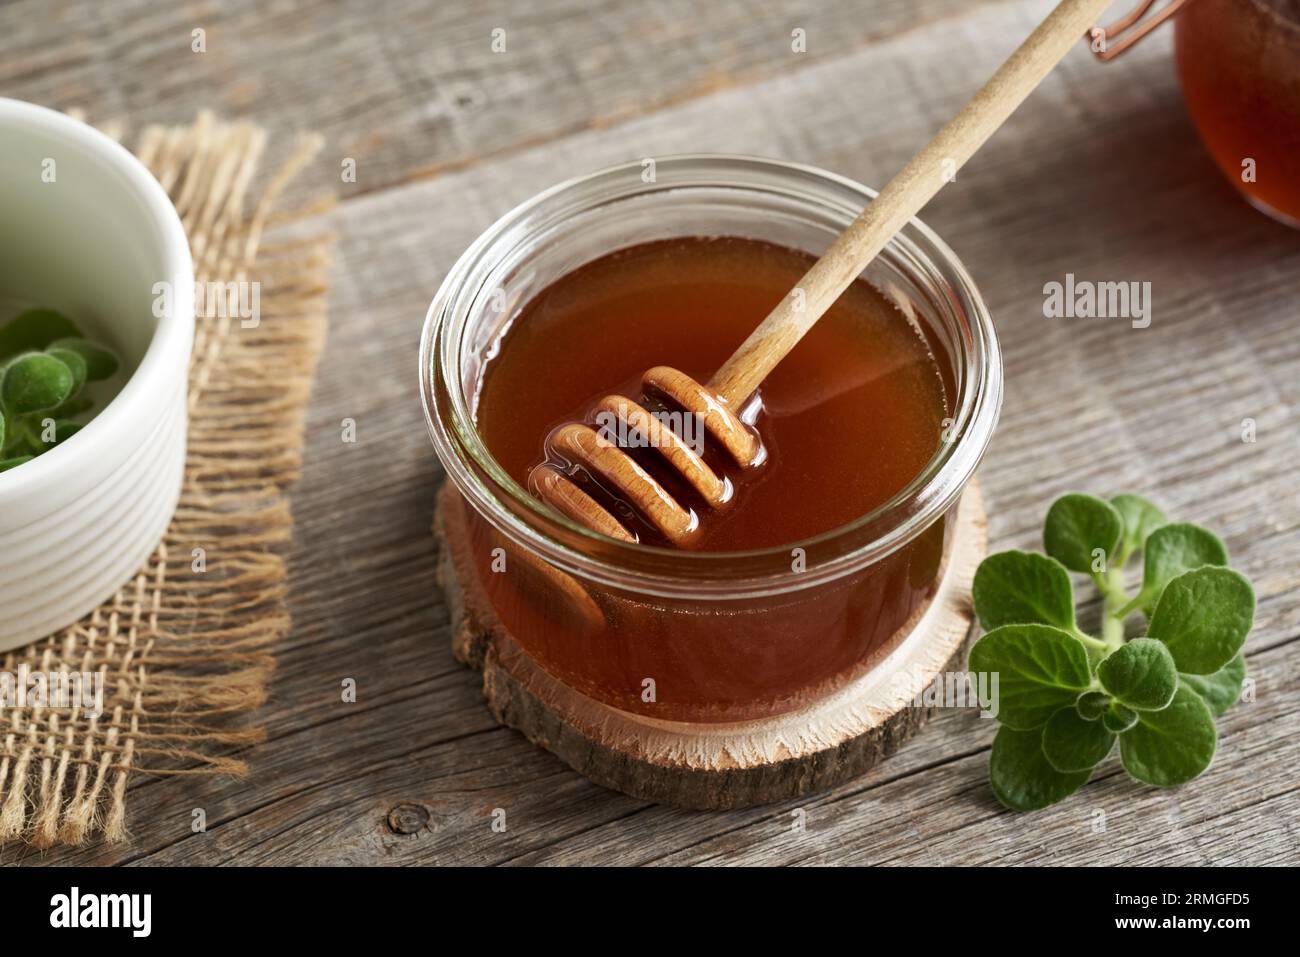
xmin=434 ymin=481 xmax=987 ymax=809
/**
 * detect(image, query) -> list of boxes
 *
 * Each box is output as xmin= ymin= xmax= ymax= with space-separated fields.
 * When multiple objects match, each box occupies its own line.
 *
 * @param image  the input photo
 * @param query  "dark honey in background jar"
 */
xmin=1176 ymin=0 xmax=1300 ymax=225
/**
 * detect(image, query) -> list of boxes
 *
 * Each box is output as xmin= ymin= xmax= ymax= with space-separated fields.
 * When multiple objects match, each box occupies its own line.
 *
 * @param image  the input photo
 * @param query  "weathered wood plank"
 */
xmin=641 ymin=642 xmax=1300 ymax=867
xmin=0 ymin=0 xmax=1006 ymax=204
xmin=7 ymin=0 xmax=1299 ymax=865
xmin=25 ymin=636 xmax=1292 ymax=867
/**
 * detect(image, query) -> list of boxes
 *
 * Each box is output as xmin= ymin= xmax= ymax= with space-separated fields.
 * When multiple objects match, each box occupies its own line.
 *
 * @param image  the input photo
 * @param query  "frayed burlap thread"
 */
xmin=0 ymin=112 xmax=332 ymax=846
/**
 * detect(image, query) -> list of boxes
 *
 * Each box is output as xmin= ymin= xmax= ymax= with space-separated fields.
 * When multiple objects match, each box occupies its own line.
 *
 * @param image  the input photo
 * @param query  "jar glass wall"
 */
xmin=1175 ymin=0 xmax=1300 ymax=226
xmin=421 ymin=156 xmax=1002 ymax=722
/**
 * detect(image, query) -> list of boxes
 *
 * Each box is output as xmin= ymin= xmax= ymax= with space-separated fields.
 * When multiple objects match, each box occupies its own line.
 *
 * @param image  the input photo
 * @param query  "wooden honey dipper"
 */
xmin=530 ymin=0 xmax=1110 ymax=548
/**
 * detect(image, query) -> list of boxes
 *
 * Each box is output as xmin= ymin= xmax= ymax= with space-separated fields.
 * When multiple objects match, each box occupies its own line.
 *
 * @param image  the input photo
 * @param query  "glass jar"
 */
xmin=1175 ymin=0 xmax=1300 ymax=226
xmin=1092 ymin=0 xmax=1300 ymax=227
xmin=420 ymin=156 xmax=1002 ymax=723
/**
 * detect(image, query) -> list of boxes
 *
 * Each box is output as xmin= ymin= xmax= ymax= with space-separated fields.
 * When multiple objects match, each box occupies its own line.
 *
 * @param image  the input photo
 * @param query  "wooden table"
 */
xmin=4 ymin=0 xmax=1296 ymax=865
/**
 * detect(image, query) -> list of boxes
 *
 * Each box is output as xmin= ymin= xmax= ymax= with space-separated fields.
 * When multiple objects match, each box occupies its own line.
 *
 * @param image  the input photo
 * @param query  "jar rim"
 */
xmin=419 ymin=154 xmax=1002 ymax=599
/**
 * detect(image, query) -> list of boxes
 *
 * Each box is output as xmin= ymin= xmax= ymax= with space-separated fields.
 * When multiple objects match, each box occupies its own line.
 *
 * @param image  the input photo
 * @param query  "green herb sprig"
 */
xmin=0 ymin=308 xmax=119 ymax=472
xmin=969 ymin=492 xmax=1253 ymax=811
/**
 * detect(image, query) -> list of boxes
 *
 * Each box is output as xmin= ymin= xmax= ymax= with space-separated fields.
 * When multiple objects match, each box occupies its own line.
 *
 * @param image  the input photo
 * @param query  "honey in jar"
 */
xmin=467 ymin=236 xmax=952 ymax=719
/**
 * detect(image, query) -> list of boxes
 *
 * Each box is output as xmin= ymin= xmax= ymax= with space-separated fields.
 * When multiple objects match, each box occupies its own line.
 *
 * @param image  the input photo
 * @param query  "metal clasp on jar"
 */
xmin=1088 ymin=0 xmax=1194 ymax=60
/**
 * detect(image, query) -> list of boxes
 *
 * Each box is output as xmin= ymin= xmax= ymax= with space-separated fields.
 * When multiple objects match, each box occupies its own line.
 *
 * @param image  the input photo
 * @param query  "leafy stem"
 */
xmin=0 ymin=308 xmax=119 ymax=472
xmin=969 ymin=492 xmax=1254 ymax=812
xmin=1114 ymin=592 xmax=1146 ymax=621
xmin=1070 ymin=625 xmax=1109 ymax=655
xmin=1098 ymin=566 xmax=1129 ymax=651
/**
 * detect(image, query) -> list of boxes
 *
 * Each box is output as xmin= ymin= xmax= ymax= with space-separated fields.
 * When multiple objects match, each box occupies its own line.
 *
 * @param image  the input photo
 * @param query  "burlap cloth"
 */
xmin=0 ymin=112 xmax=332 ymax=846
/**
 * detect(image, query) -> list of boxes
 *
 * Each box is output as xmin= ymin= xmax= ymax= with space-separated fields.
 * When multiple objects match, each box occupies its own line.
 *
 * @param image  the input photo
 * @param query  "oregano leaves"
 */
xmin=1119 ymin=685 xmax=1217 ymax=787
xmin=990 ymin=726 xmax=1090 ymax=812
xmin=969 ymin=492 xmax=1253 ymax=811
xmin=972 ymin=551 xmax=1076 ymax=632
xmin=1111 ymin=493 xmax=1167 ymax=559
xmin=1042 ymin=707 xmax=1115 ymax=773
xmin=0 ymin=308 xmax=82 ymax=355
xmin=1135 ymin=523 xmax=1229 ymax=612
xmin=968 ymin=624 xmax=1091 ymax=730
xmin=1179 ymin=655 xmax=1246 ymax=717
xmin=1097 ymin=638 xmax=1177 ymax=711
xmin=2 ymin=353 xmax=74 ymax=415
xmin=1147 ymin=566 xmax=1254 ymax=674
xmin=1043 ymin=493 xmax=1122 ymax=573
xmin=0 ymin=309 xmax=118 ymax=473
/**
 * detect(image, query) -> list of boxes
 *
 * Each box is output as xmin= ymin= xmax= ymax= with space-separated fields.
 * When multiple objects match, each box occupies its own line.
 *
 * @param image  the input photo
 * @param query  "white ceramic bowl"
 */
xmin=0 ymin=99 xmax=194 ymax=650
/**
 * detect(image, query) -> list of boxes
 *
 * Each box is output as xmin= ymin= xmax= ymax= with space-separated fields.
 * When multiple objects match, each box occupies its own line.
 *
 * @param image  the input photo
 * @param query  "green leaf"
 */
xmin=0 ymin=413 xmax=5 ymax=450
xmin=972 ymin=550 xmax=1076 ymax=631
xmin=1180 ymin=654 xmax=1246 ymax=717
xmin=50 ymin=395 xmax=94 ymax=419
xmin=1042 ymin=705 xmax=1115 ymax=772
xmin=27 ymin=418 xmax=84 ymax=452
xmin=989 ymin=725 xmax=1091 ymax=811
xmin=0 ymin=309 xmax=83 ymax=360
xmin=0 ymin=455 xmax=33 ymax=473
xmin=1147 ymin=566 xmax=1254 ymax=675
xmin=1097 ymin=637 xmax=1178 ymax=711
xmin=1043 ymin=493 xmax=1122 ymax=573
xmin=52 ymin=419 xmax=83 ymax=444
xmin=1075 ymin=690 xmax=1110 ymax=721
xmin=49 ymin=336 xmax=119 ymax=381
xmin=1137 ymin=522 xmax=1228 ymax=612
xmin=0 ymin=353 xmax=74 ymax=415
xmin=45 ymin=346 xmax=87 ymax=396
xmin=1102 ymin=701 xmax=1138 ymax=733
xmin=1111 ymin=494 xmax=1167 ymax=557
xmin=1119 ymin=684 xmax=1217 ymax=787
xmin=968 ymin=624 xmax=1093 ymax=730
